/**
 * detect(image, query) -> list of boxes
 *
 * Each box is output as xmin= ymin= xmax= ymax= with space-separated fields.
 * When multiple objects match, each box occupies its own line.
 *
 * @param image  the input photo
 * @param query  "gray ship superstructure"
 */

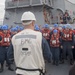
xmin=4 ymin=0 xmax=75 ymax=26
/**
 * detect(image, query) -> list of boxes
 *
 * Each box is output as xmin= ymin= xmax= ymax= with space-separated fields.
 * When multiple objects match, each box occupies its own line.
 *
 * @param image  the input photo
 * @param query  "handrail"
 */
xmin=5 ymin=0 xmax=53 ymax=9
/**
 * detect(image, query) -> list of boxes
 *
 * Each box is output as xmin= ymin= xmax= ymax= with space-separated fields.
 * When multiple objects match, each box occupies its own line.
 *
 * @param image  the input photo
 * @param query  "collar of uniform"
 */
xmin=23 ymin=29 xmax=34 ymax=31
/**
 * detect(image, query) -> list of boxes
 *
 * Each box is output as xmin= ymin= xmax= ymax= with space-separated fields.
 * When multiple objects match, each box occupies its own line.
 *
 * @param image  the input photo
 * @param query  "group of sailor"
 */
xmin=0 ymin=23 xmax=75 ymax=73
xmin=0 ymin=25 xmax=24 ymax=73
xmin=35 ymin=23 xmax=75 ymax=66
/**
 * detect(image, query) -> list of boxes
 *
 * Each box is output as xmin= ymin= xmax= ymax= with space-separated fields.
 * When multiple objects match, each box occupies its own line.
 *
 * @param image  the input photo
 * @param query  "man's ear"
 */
xmin=32 ymin=21 xmax=35 ymax=26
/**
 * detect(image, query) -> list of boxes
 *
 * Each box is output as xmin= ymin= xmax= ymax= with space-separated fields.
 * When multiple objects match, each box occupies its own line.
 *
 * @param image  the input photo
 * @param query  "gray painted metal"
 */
xmin=4 ymin=6 xmax=45 ymax=27
xmin=3 ymin=0 xmax=55 ymax=26
xmin=3 ymin=0 xmax=75 ymax=26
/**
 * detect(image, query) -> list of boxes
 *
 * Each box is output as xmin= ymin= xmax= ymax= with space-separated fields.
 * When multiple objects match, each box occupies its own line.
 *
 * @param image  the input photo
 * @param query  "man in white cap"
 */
xmin=12 ymin=11 xmax=52 ymax=75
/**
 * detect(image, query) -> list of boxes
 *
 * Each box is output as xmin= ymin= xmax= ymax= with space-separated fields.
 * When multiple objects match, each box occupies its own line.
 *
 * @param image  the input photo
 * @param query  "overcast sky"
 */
xmin=0 ymin=0 xmax=5 ymax=21
xmin=68 ymin=0 xmax=75 ymax=4
xmin=0 ymin=0 xmax=75 ymax=21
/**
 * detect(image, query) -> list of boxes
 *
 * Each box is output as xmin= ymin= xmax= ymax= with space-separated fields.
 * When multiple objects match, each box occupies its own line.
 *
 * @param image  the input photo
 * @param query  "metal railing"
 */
xmin=6 ymin=0 xmax=42 ymax=9
xmin=5 ymin=0 xmax=53 ymax=9
xmin=6 ymin=0 xmax=31 ymax=8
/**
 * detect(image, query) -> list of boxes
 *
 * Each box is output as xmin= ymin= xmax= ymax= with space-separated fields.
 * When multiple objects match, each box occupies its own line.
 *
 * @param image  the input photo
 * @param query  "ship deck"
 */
xmin=0 ymin=61 xmax=72 ymax=75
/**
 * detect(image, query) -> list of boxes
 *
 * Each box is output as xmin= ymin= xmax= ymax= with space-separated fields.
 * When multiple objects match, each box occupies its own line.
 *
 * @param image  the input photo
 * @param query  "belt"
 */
xmin=16 ymin=67 xmax=45 ymax=75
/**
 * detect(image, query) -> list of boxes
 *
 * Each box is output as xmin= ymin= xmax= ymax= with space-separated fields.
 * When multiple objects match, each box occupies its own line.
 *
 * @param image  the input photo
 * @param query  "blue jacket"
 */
xmin=42 ymin=37 xmax=52 ymax=61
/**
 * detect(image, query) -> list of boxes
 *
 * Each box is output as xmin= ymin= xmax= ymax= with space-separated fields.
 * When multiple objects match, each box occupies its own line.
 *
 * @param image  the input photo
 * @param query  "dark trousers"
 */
xmin=3 ymin=46 xmax=10 ymax=65
xmin=62 ymin=42 xmax=73 ymax=60
xmin=73 ymin=47 xmax=75 ymax=60
xmin=0 ymin=46 xmax=5 ymax=64
xmin=47 ymin=39 xmax=50 ymax=47
xmin=51 ymin=47 xmax=60 ymax=62
xmin=59 ymin=48 xmax=63 ymax=61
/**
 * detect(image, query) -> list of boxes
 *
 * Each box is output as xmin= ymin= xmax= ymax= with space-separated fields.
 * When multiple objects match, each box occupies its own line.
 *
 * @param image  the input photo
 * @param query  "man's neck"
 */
xmin=25 ymin=27 xmax=34 ymax=30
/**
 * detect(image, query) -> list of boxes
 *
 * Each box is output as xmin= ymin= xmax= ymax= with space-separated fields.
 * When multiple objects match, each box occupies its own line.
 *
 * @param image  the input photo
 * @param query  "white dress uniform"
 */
xmin=12 ymin=29 xmax=45 ymax=75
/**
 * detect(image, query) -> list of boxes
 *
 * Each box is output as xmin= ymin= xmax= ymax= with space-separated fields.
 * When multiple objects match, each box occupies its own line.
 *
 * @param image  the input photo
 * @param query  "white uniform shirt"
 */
xmin=12 ymin=29 xmax=45 ymax=75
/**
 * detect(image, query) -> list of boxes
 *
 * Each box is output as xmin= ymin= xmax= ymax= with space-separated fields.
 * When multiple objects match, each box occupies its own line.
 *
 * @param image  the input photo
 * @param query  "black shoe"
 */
xmin=8 ymin=67 xmax=14 ymax=71
xmin=0 ymin=68 xmax=3 ymax=73
xmin=48 ymin=60 xmax=51 ymax=63
xmin=60 ymin=60 xmax=64 ymax=64
xmin=52 ymin=61 xmax=55 ymax=65
xmin=6 ymin=64 xmax=9 ymax=67
xmin=56 ymin=63 xmax=59 ymax=66
xmin=56 ymin=61 xmax=59 ymax=66
xmin=70 ymin=62 xmax=73 ymax=65
xmin=70 ymin=61 xmax=74 ymax=65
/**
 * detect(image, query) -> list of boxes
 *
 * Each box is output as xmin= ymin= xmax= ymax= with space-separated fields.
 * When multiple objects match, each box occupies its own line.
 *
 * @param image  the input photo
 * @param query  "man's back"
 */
xmin=12 ymin=29 xmax=45 ymax=75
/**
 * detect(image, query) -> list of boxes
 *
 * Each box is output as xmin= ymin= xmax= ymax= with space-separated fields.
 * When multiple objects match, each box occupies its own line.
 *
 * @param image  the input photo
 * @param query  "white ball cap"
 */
xmin=21 ymin=11 xmax=36 ymax=21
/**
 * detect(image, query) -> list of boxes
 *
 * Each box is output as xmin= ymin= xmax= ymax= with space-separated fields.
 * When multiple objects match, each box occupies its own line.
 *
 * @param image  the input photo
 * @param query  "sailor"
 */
xmin=34 ymin=25 xmax=40 ymax=31
xmin=59 ymin=25 xmax=67 ymax=63
xmin=7 ymin=27 xmax=18 ymax=66
xmin=41 ymin=24 xmax=50 ymax=47
xmin=72 ymin=28 xmax=75 ymax=61
xmin=11 ymin=27 xmax=18 ymax=37
xmin=19 ymin=26 xmax=24 ymax=32
xmin=62 ymin=25 xmax=67 ymax=31
xmin=15 ymin=25 xmax=20 ymax=32
xmin=16 ymin=25 xmax=20 ymax=30
xmin=0 ymin=27 xmax=5 ymax=73
xmin=52 ymin=24 xmax=60 ymax=33
xmin=1 ymin=25 xmax=14 ymax=71
xmin=12 ymin=11 xmax=52 ymax=75
xmin=51 ymin=24 xmax=62 ymax=63
xmin=61 ymin=24 xmax=74 ymax=65
xmin=50 ymin=29 xmax=61 ymax=66
xmin=50 ymin=24 xmax=61 ymax=38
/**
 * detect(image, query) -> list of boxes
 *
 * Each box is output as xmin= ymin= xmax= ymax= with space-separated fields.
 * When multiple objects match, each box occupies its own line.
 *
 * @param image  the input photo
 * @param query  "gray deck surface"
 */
xmin=0 ymin=62 xmax=72 ymax=75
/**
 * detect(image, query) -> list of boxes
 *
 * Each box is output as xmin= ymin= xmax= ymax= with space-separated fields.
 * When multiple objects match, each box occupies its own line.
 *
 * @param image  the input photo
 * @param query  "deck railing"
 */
xmin=5 ymin=0 xmax=53 ymax=9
